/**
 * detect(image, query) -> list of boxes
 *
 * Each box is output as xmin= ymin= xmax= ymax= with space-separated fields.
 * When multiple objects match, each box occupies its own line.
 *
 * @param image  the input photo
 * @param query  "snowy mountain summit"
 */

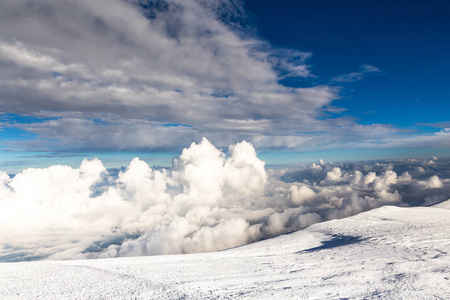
xmin=1 ymin=203 xmax=449 ymax=299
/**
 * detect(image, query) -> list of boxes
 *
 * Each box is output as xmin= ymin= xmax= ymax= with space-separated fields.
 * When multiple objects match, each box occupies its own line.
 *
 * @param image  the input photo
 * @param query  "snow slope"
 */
xmin=433 ymin=199 xmax=450 ymax=210
xmin=1 ymin=205 xmax=449 ymax=299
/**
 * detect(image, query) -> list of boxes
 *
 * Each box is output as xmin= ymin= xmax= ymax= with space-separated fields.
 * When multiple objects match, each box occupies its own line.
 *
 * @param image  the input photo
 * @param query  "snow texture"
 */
xmin=1 ymin=205 xmax=449 ymax=299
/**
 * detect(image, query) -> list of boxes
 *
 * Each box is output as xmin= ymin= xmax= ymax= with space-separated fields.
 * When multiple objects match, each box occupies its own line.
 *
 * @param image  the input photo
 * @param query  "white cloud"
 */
xmin=419 ymin=175 xmax=443 ymax=189
xmin=322 ymin=167 xmax=348 ymax=183
xmin=1 ymin=139 xmax=448 ymax=262
xmin=0 ymin=0 xmax=318 ymax=121
xmin=0 ymin=1 xmax=447 ymax=154
xmin=0 ymin=0 xmax=414 ymax=153
xmin=331 ymin=64 xmax=381 ymax=83
xmin=289 ymin=185 xmax=316 ymax=206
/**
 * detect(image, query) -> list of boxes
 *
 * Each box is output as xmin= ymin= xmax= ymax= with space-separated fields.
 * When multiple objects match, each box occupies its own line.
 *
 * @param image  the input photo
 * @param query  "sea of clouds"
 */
xmin=1 ymin=139 xmax=449 ymax=262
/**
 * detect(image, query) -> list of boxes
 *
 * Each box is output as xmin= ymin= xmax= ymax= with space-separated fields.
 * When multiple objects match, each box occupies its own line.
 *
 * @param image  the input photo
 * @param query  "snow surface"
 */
xmin=1 ymin=205 xmax=449 ymax=299
xmin=433 ymin=199 xmax=450 ymax=210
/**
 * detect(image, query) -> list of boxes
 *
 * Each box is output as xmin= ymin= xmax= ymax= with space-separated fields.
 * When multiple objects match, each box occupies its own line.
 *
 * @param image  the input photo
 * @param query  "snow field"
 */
xmin=1 ymin=205 xmax=449 ymax=299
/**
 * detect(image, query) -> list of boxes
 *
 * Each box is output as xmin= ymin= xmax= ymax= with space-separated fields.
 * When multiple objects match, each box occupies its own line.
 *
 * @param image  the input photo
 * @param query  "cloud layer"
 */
xmin=1 ymin=0 xmax=433 ymax=153
xmin=0 ymin=0 xmax=318 ymax=149
xmin=1 ymin=139 xmax=448 ymax=261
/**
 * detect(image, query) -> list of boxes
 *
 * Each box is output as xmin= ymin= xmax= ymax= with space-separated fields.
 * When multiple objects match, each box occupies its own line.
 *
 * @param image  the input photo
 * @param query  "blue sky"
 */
xmin=245 ymin=0 xmax=450 ymax=126
xmin=0 ymin=0 xmax=449 ymax=173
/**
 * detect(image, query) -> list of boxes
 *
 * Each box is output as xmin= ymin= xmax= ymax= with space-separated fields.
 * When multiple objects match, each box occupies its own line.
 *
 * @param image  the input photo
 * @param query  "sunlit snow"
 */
xmin=1 ymin=204 xmax=449 ymax=299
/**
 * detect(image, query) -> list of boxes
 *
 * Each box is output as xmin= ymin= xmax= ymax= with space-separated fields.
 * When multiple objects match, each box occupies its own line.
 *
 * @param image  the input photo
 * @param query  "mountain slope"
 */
xmin=1 ymin=205 xmax=449 ymax=299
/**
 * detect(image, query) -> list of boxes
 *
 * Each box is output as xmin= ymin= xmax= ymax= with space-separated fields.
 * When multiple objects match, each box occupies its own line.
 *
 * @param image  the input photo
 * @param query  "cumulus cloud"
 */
xmin=1 ymin=139 xmax=449 ymax=262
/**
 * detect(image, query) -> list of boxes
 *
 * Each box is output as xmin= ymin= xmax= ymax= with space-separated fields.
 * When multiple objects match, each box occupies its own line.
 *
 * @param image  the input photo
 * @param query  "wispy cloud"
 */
xmin=331 ymin=64 xmax=381 ymax=83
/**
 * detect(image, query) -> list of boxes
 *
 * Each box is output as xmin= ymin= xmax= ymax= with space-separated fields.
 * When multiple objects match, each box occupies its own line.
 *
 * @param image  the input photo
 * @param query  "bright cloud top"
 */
xmin=1 ymin=139 xmax=448 ymax=262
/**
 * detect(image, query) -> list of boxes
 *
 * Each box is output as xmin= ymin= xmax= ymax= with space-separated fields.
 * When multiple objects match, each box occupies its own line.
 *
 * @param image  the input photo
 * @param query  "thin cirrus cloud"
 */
xmin=331 ymin=64 xmax=381 ymax=83
xmin=0 ymin=0 xmax=409 ymax=153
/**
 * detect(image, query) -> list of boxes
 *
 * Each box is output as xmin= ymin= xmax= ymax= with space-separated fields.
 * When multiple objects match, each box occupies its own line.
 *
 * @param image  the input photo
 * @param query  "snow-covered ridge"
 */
xmin=433 ymin=198 xmax=450 ymax=210
xmin=1 ymin=205 xmax=449 ymax=299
